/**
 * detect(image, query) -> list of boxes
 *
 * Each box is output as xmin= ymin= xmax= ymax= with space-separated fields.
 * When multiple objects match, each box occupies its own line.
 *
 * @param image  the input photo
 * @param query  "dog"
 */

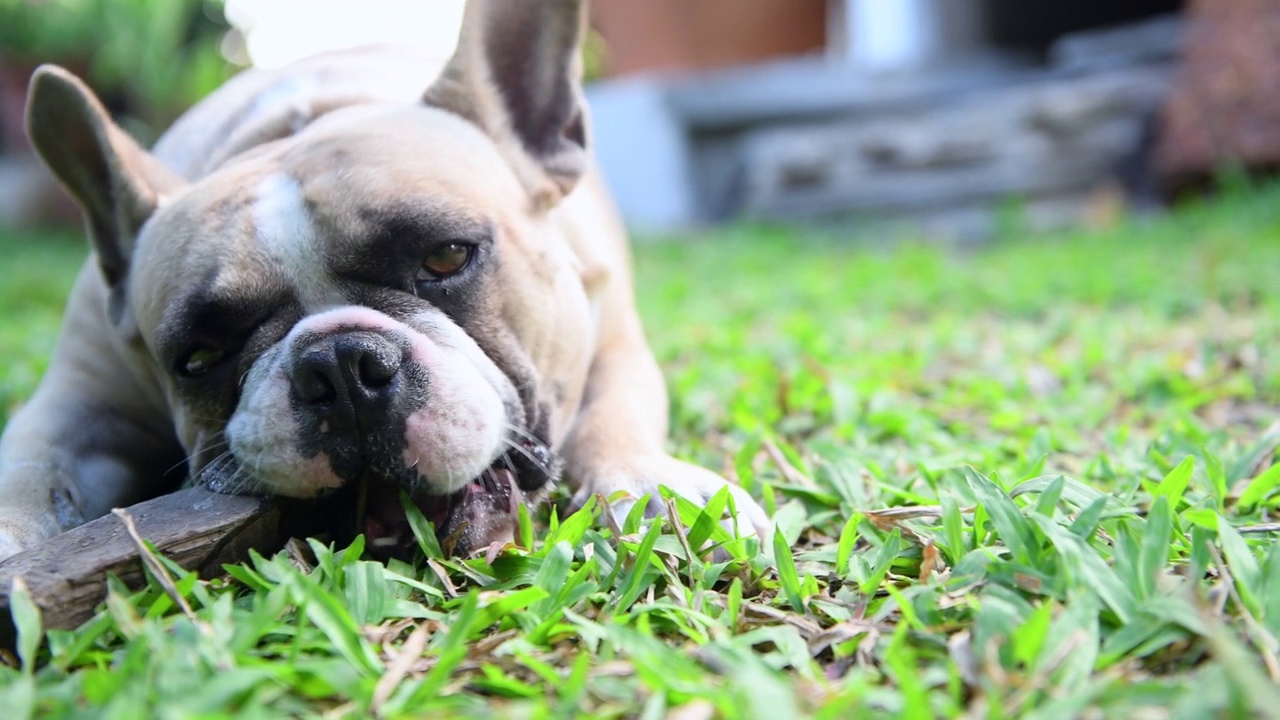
xmin=0 ymin=0 xmax=770 ymax=561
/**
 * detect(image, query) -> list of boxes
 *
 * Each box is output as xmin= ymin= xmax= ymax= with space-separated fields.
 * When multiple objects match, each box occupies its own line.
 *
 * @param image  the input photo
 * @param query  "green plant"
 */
xmin=0 ymin=0 xmax=235 ymax=137
xmin=1 ymin=179 xmax=1279 ymax=716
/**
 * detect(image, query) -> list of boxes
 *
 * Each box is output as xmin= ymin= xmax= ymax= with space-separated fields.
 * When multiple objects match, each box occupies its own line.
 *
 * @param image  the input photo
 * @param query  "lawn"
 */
xmin=1 ymin=181 xmax=1279 ymax=718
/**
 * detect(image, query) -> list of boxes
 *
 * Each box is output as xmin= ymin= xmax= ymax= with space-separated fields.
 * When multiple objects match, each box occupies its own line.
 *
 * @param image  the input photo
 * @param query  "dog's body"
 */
xmin=0 ymin=1 xmax=767 ymax=561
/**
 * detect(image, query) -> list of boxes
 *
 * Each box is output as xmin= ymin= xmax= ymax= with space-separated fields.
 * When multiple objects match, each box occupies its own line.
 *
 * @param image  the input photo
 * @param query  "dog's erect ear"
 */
xmin=425 ymin=0 xmax=589 ymax=206
xmin=25 ymin=65 xmax=183 ymax=287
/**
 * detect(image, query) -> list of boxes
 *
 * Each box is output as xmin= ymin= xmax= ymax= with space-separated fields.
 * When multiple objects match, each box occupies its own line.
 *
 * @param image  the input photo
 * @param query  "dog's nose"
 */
xmin=291 ymin=331 xmax=404 ymax=431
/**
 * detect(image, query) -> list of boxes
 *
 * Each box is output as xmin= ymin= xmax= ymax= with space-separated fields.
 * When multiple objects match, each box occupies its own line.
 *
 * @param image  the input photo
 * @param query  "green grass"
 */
xmin=0 ymin=236 xmax=81 ymax=422
xmin=2 ymin=182 xmax=1280 ymax=718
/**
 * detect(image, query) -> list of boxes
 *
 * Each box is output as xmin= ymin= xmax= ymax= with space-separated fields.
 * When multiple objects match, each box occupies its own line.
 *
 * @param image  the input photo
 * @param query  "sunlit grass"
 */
xmin=2 ymin=180 xmax=1279 ymax=717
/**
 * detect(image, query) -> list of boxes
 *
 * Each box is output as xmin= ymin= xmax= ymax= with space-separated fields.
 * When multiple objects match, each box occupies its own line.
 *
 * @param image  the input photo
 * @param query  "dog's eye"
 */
xmin=178 ymin=347 xmax=226 ymax=377
xmin=417 ymin=242 xmax=475 ymax=281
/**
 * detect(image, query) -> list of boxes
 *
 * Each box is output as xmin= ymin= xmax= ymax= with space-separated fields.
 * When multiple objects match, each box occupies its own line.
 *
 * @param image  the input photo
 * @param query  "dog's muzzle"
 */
xmin=290 ymin=330 xmax=405 ymax=439
xmin=269 ymin=326 xmax=558 ymax=558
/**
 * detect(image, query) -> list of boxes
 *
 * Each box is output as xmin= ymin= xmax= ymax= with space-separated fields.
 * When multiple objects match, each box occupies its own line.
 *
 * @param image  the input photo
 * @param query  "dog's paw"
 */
xmin=0 ymin=513 xmax=50 ymax=563
xmin=570 ymin=454 xmax=771 ymax=543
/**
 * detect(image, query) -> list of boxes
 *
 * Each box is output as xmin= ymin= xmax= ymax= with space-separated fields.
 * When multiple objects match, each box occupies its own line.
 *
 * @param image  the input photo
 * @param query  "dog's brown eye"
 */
xmin=418 ymin=243 xmax=474 ymax=280
xmin=180 ymin=347 xmax=226 ymax=377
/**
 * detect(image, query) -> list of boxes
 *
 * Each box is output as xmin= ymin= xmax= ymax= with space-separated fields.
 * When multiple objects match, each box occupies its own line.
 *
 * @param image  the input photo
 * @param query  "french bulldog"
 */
xmin=0 ymin=0 xmax=769 ymax=561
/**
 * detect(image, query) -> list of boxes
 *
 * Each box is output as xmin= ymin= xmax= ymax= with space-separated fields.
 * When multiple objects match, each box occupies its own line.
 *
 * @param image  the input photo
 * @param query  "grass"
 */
xmin=1 ymin=181 xmax=1279 ymax=718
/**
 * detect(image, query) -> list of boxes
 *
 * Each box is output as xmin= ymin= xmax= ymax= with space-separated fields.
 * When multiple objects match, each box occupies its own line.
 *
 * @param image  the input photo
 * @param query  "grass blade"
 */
xmin=8 ymin=578 xmax=42 ymax=674
xmin=774 ymin=526 xmax=806 ymax=612
xmin=615 ymin=516 xmax=664 ymax=612
xmin=1217 ymin=517 xmax=1262 ymax=616
xmin=835 ymin=512 xmax=862 ymax=577
xmin=1032 ymin=515 xmax=1136 ymax=624
xmin=965 ymin=467 xmax=1039 ymax=565
xmin=1137 ymin=496 xmax=1173 ymax=601
xmin=290 ymin=573 xmax=382 ymax=676
xmin=402 ymin=490 xmax=444 ymax=559
xmin=1151 ymin=455 xmax=1194 ymax=507
xmin=1239 ymin=462 xmax=1280 ymax=511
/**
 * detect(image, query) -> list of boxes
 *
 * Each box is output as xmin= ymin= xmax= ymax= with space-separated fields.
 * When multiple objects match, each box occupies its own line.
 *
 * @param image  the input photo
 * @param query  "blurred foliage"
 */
xmin=583 ymin=28 xmax=608 ymax=83
xmin=0 ymin=0 xmax=237 ymax=139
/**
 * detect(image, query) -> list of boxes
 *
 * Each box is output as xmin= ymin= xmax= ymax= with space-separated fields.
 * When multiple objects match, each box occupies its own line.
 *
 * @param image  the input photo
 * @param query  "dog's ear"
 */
xmin=425 ymin=0 xmax=589 ymax=207
xmin=26 ymin=65 xmax=183 ymax=287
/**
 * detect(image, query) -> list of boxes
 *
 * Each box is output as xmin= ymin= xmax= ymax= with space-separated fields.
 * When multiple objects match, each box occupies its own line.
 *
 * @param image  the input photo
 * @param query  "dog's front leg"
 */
xmin=0 ymin=269 xmax=181 ymax=561
xmin=0 ymin=421 xmax=84 ymax=560
xmin=560 ymin=277 xmax=771 ymax=541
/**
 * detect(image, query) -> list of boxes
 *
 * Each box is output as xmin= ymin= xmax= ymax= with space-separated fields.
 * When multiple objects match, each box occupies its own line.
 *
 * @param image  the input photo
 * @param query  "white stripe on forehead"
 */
xmin=253 ymin=172 xmax=342 ymax=310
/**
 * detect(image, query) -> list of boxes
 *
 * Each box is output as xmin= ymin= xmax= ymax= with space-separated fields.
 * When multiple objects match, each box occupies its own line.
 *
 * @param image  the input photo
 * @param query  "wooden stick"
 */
xmin=0 ymin=487 xmax=302 ymax=649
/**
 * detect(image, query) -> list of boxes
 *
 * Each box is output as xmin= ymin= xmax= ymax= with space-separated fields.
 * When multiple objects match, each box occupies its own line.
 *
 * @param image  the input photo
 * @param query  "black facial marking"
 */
xmin=157 ymin=265 xmax=300 ymax=370
xmin=158 ymin=263 xmax=302 ymax=471
xmin=234 ymin=304 xmax=304 ymax=382
xmin=342 ymin=285 xmax=427 ymax=322
xmin=339 ymin=204 xmax=492 ymax=293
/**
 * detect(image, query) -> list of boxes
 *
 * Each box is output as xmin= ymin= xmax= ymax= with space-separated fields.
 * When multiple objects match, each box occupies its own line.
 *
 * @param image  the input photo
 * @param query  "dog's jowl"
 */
xmin=0 ymin=0 xmax=770 ymax=561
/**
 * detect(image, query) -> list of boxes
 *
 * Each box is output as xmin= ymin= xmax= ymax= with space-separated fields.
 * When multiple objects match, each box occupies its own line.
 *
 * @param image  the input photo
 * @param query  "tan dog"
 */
xmin=0 ymin=0 xmax=769 ymax=561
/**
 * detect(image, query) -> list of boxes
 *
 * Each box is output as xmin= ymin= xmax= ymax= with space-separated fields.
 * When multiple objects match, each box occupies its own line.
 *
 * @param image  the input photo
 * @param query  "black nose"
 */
xmin=291 ymin=331 xmax=404 ymax=433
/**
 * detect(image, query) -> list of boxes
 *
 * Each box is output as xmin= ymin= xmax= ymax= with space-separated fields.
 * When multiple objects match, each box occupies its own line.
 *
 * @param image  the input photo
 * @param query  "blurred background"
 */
xmin=0 ymin=0 xmax=1276 ymax=239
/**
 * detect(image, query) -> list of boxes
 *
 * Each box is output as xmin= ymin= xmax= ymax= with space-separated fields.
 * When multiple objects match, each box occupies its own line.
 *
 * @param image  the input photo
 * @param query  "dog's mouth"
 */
xmin=353 ymin=433 xmax=561 ymax=559
xmin=358 ymin=455 xmax=526 ymax=560
xmin=198 ymin=435 xmax=558 ymax=559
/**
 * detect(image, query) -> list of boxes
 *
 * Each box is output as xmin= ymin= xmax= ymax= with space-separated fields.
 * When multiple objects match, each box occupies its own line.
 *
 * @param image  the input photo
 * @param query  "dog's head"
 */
xmin=25 ymin=0 xmax=600 ymax=556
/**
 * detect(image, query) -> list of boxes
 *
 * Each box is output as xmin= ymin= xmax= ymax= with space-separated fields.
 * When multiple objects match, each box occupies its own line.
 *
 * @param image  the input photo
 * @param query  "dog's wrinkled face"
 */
xmin=129 ymin=106 xmax=595 ymax=555
xmin=23 ymin=0 xmax=596 ymax=556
